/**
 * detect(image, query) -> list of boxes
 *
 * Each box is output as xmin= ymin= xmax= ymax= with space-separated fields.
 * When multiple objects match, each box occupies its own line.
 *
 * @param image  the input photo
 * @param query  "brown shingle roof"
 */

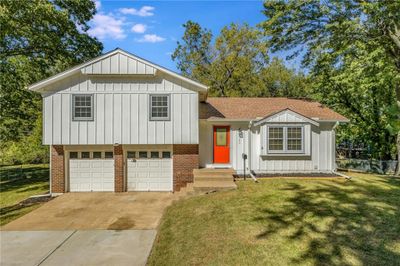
xmin=200 ymin=97 xmax=349 ymax=121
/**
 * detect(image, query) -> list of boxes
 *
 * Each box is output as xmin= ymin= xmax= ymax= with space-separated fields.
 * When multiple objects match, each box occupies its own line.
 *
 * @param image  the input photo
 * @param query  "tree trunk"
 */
xmin=396 ymin=131 xmax=400 ymax=176
xmin=396 ymin=84 xmax=400 ymax=176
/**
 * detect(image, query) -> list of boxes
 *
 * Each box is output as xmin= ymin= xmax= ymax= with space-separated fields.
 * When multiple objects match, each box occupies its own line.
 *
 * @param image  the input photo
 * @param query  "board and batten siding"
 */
xmin=43 ymin=72 xmax=198 ymax=145
xmin=81 ymin=52 xmax=156 ymax=75
xmin=199 ymin=120 xmax=336 ymax=174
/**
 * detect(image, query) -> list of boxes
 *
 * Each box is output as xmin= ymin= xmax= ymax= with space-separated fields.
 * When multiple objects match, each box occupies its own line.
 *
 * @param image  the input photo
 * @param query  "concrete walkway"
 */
xmin=1 ymin=230 xmax=156 ymax=266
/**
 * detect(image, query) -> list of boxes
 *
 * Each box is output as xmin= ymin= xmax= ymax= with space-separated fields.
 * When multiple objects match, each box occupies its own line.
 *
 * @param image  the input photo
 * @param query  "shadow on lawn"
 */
xmin=254 ymin=176 xmax=400 ymax=265
xmin=0 ymin=166 xmax=49 ymax=193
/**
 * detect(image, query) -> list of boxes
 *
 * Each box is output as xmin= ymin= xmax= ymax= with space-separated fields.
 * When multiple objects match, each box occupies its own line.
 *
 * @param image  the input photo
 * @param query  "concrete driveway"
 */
xmin=2 ymin=192 xmax=177 ymax=231
xmin=1 ymin=230 xmax=156 ymax=266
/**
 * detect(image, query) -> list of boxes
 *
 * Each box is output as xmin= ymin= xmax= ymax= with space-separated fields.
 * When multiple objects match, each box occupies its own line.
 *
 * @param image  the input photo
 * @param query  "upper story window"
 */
xmin=268 ymin=126 xmax=303 ymax=153
xmin=72 ymin=94 xmax=93 ymax=121
xmin=150 ymin=95 xmax=170 ymax=121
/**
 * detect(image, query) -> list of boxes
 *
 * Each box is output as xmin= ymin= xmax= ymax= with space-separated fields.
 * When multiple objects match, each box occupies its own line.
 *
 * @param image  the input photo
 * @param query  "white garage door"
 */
xmin=127 ymin=151 xmax=172 ymax=191
xmin=69 ymin=159 xmax=114 ymax=192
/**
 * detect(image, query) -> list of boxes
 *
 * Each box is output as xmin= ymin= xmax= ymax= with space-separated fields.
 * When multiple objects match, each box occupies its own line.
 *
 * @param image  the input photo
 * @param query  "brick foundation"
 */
xmin=173 ymin=144 xmax=199 ymax=191
xmin=51 ymin=145 xmax=65 ymax=193
xmin=114 ymin=145 xmax=124 ymax=192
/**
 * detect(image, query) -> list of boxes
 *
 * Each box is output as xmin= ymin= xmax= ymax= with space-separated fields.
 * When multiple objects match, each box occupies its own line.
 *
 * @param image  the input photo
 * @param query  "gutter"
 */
xmin=332 ymin=170 xmax=352 ymax=180
xmin=49 ymin=146 xmax=52 ymax=195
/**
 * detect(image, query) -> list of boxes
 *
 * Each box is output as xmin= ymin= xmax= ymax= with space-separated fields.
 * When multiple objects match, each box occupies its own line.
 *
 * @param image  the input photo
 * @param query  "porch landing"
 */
xmin=193 ymin=168 xmax=237 ymax=193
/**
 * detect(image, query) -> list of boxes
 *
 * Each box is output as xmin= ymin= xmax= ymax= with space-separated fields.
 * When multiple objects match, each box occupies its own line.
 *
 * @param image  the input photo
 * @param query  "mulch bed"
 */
xmin=234 ymin=172 xmax=341 ymax=179
xmin=1 ymin=195 xmax=53 ymax=215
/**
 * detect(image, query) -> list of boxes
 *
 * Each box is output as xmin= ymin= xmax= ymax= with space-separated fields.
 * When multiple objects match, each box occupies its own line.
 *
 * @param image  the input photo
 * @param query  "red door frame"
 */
xmin=213 ymin=126 xmax=230 ymax=164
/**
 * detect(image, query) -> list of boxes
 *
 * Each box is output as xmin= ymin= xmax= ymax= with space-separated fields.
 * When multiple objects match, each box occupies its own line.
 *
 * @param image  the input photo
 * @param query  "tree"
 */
xmin=261 ymin=57 xmax=312 ymax=98
xmin=172 ymin=21 xmax=269 ymax=97
xmin=314 ymin=44 xmax=397 ymax=160
xmin=0 ymin=0 xmax=103 ymax=164
xmin=173 ymin=21 xmax=310 ymax=98
xmin=262 ymin=0 xmax=400 ymax=174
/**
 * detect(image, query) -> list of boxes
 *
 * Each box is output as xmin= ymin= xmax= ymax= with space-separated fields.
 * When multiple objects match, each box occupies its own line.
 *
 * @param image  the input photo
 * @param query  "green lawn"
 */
xmin=0 ymin=164 xmax=49 ymax=226
xmin=148 ymin=173 xmax=400 ymax=266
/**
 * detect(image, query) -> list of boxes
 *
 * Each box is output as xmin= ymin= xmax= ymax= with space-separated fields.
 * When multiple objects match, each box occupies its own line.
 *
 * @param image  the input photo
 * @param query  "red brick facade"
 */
xmin=51 ymin=145 xmax=65 ymax=193
xmin=51 ymin=144 xmax=198 ymax=193
xmin=173 ymin=144 xmax=199 ymax=191
xmin=114 ymin=145 xmax=124 ymax=192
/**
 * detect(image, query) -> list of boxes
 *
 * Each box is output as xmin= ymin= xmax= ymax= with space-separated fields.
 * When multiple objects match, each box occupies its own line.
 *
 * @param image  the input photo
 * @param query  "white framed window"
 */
xmin=287 ymin=127 xmax=303 ymax=151
xmin=150 ymin=95 xmax=170 ymax=121
xmin=72 ymin=94 xmax=93 ymax=121
xmin=268 ymin=127 xmax=284 ymax=151
xmin=267 ymin=126 xmax=304 ymax=153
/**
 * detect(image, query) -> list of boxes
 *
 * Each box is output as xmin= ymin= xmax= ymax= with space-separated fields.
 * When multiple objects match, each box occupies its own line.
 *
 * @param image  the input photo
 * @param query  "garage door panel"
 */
xmin=127 ymin=157 xmax=172 ymax=192
xmin=149 ymin=161 xmax=161 ymax=167
xmin=69 ymin=159 xmax=114 ymax=192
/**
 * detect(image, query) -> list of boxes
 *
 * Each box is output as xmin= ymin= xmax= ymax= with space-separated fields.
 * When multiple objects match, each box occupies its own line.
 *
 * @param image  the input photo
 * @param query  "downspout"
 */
xmin=49 ymin=146 xmax=52 ymax=195
xmin=331 ymin=121 xmax=351 ymax=180
xmin=248 ymin=120 xmax=258 ymax=183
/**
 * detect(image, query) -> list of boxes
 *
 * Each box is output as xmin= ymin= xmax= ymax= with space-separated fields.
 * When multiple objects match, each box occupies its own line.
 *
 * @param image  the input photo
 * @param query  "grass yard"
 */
xmin=0 ymin=164 xmax=49 ymax=226
xmin=148 ymin=173 xmax=400 ymax=266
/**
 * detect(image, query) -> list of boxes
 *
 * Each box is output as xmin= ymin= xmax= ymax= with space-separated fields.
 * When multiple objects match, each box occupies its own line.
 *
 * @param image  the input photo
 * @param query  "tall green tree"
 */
xmin=172 ymin=21 xmax=269 ymax=97
xmin=261 ymin=57 xmax=311 ymax=98
xmin=262 ymin=0 xmax=400 ymax=174
xmin=0 ymin=0 xmax=102 ymax=163
xmin=0 ymin=0 xmax=103 ymax=143
xmin=314 ymin=44 xmax=397 ymax=160
xmin=173 ymin=21 xmax=310 ymax=98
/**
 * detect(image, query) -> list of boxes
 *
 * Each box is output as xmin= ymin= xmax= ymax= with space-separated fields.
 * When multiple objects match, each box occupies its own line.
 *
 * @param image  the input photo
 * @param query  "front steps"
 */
xmin=193 ymin=168 xmax=237 ymax=193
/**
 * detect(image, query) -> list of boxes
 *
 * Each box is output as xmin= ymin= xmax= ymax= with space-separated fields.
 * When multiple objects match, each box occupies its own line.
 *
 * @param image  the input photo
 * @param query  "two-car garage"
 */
xmin=66 ymin=146 xmax=173 ymax=192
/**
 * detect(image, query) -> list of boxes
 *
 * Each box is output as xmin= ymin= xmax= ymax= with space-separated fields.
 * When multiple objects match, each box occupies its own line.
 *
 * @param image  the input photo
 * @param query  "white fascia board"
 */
xmin=28 ymin=48 xmax=208 ymax=93
xmin=319 ymin=119 xmax=350 ymax=123
xmin=204 ymin=118 xmax=252 ymax=122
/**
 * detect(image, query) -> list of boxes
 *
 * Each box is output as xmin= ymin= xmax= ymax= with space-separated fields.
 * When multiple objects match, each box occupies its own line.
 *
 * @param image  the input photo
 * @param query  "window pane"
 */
xmin=139 ymin=151 xmax=147 ymax=158
xmin=93 ymin=152 xmax=102 ymax=159
xmin=269 ymin=127 xmax=283 ymax=138
xmin=268 ymin=127 xmax=284 ymax=151
xmin=70 ymin=152 xmax=78 ymax=159
xmin=288 ymin=127 xmax=302 ymax=139
xmin=216 ymin=128 xmax=227 ymax=146
xmin=269 ymin=139 xmax=284 ymax=151
xmin=127 ymin=151 xmax=135 ymax=158
xmin=150 ymin=95 xmax=169 ymax=119
xmin=81 ymin=152 xmax=90 ymax=159
xmin=105 ymin=152 xmax=113 ymax=158
xmin=287 ymin=127 xmax=302 ymax=151
xmin=73 ymin=95 xmax=93 ymax=120
xmin=151 ymin=151 xmax=159 ymax=158
xmin=162 ymin=151 xmax=171 ymax=158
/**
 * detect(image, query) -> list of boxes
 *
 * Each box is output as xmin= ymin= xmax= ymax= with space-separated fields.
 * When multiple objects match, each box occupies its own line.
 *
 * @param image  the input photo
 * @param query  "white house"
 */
xmin=28 ymin=49 xmax=348 ymax=194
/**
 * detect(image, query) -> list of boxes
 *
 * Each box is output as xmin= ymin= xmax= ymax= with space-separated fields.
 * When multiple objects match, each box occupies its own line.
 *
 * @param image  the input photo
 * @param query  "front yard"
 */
xmin=149 ymin=173 xmax=400 ymax=265
xmin=0 ymin=164 xmax=49 ymax=226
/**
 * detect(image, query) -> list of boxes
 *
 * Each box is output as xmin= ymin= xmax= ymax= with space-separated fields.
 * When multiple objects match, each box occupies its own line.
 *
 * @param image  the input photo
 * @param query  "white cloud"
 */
xmin=136 ymin=34 xmax=165 ymax=43
xmin=94 ymin=0 xmax=101 ymax=10
xmin=88 ymin=13 xmax=126 ymax=40
xmin=131 ymin=23 xmax=147 ymax=33
xmin=119 ymin=6 xmax=154 ymax=17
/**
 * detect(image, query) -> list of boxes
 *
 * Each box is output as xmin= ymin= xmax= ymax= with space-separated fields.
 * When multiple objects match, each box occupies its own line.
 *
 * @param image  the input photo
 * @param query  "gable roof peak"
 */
xmin=28 ymin=48 xmax=208 ymax=93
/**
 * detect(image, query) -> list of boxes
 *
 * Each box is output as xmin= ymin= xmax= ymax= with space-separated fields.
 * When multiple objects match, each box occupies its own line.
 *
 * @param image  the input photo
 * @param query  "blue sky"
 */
xmin=89 ymin=0 xmax=302 ymax=72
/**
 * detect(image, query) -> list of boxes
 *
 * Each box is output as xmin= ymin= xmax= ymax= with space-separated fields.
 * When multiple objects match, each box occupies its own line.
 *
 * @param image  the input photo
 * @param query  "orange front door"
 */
xmin=213 ymin=126 xmax=230 ymax=164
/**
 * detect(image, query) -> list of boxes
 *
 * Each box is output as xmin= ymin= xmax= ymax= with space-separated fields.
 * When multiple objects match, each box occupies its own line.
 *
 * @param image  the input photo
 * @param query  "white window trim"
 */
xmin=149 ymin=94 xmax=170 ymax=121
xmin=72 ymin=94 xmax=94 ymax=121
xmin=267 ymin=125 xmax=304 ymax=154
